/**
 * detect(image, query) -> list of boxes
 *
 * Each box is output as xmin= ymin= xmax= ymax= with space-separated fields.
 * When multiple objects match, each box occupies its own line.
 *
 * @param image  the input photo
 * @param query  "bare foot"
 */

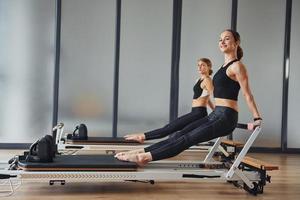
xmin=124 ymin=133 xmax=145 ymax=143
xmin=115 ymin=153 xmax=151 ymax=167
xmin=114 ymin=149 xmax=144 ymax=158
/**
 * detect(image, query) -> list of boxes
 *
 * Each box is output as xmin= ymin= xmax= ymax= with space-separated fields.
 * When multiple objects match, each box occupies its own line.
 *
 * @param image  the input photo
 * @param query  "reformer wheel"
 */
xmin=228 ymin=180 xmax=241 ymax=189
xmin=243 ymin=182 xmax=259 ymax=195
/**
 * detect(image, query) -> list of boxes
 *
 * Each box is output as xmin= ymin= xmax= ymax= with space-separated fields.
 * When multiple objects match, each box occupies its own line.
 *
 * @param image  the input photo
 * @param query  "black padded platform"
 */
xmin=67 ymin=137 xmax=139 ymax=145
xmin=17 ymin=155 xmax=137 ymax=171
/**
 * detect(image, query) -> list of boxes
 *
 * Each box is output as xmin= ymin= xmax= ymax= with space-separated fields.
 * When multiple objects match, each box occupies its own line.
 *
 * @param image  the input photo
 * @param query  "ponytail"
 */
xmin=237 ymin=46 xmax=243 ymax=60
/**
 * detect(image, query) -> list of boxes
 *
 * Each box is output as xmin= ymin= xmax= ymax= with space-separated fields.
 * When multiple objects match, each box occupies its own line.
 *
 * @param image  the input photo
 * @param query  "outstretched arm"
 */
xmin=232 ymin=63 xmax=262 ymax=123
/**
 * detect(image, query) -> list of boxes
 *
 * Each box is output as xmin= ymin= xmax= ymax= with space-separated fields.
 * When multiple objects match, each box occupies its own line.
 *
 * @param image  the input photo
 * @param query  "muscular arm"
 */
xmin=203 ymin=77 xmax=214 ymax=94
xmin=232 ymin=63 xmax=261 ymax=119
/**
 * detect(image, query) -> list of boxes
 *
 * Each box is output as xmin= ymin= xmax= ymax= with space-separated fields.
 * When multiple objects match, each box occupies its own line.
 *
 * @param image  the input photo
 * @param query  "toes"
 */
xmin=116 ymin=154 xmax=128 ymax=161
xmin=115 ymin=152 xmax=126 ymax=157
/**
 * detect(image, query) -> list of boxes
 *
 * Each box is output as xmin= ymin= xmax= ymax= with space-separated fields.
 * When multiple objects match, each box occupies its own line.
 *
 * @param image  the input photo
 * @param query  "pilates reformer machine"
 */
xmin=0 ymin=123 xmax=278 ymax=196
xmin=55 ymin=123 xmax=235 ymax=155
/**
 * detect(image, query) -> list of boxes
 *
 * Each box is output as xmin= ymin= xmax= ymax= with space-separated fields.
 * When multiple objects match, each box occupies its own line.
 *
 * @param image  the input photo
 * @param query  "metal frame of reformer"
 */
xmin=1 ymin=125 xmax=267 ymax=196
xmin=54 ymin=123 xmax=233 ymax=155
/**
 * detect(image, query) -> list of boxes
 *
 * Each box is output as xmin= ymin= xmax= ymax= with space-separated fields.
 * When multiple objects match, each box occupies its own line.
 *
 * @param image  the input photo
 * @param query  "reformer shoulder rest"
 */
xmin=68 ymin=123 xmax=88 ymax=140
xmin=26 ymin=135 xmax=56 ymax=163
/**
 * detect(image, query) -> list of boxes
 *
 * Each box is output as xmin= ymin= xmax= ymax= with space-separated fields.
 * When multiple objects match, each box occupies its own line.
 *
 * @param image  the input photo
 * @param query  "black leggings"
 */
xmin=144 ymin=107 xmax=208 ymax=140
xmin=144 ymin=106 xmax=238 ymax=161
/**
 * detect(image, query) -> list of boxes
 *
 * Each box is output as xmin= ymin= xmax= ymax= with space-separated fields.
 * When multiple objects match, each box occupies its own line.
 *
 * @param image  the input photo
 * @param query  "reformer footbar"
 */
xmin=0 ymin=123 xmax=278 ymax=196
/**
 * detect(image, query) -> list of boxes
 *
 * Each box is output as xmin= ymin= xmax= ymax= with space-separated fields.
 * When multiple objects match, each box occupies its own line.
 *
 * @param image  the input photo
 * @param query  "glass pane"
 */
xmin=235 ymin=0 xmax=285 ymax=147
xmin=58 ymin=0 xmax=115 ymax=137
xmin=179 ymin=0 xmax=231 ymax=115
xmin=0 ymin=0 xmax=55 ymax=143
xmin=118 ymin=0 xmax=172 ymax=136
xmin=287 ymin=0 xmax=300 ymax=148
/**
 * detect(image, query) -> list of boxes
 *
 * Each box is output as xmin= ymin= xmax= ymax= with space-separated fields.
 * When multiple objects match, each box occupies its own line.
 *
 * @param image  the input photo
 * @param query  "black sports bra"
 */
xmin=193 ymin=79 xmax=209 ymax=99
xmin=213 ymin=59 xmax=240 ymax=101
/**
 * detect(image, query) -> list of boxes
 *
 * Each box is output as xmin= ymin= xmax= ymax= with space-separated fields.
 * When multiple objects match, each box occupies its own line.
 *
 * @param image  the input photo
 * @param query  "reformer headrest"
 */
xmin=67 ymin=123 xmax=88 ymax=140
xmin=25 ymin=135 xmax=55 ymax=163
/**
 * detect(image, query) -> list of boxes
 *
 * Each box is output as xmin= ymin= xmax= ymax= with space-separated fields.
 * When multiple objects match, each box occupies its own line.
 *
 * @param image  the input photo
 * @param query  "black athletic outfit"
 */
xmin=145 ymin=59 xmax=240 ymax=161
xmin=144 ymin=79 xmax=209 ymax=140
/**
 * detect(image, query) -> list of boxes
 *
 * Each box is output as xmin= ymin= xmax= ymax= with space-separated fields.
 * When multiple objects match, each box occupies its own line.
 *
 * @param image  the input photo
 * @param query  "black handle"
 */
xmin=236 ymin=123 xmax=260 ymax=130
xmin=236 ymin=123 xmax=248 ymax=129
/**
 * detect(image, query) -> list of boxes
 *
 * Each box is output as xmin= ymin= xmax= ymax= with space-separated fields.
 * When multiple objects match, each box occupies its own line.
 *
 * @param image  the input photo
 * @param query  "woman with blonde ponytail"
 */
xmin=120 ymin=58 xmax=214 ymax=145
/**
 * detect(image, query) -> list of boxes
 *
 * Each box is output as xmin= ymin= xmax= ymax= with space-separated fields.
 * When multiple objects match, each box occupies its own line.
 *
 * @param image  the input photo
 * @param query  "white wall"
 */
xmin=179 ymin=0 xmax=231 ymax=115
xmin=234 ymin=0 xmax=286 ymax=147
xmin=288 ymin=0 xmax=300 ymax=148
xmin=58 ymin=0 xmax=115 ymax=136
xmin=0 ymin=0 xmax=55 ymax=142
xmin=118 ymin=0 xmax=172 ymax=136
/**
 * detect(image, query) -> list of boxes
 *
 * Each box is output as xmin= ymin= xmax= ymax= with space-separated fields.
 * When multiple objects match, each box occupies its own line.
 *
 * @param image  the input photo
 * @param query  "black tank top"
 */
xmin=213 ymin=59 xmax=240 ymax=100
xmin=193 ymin=79 xmax=204 ymax=99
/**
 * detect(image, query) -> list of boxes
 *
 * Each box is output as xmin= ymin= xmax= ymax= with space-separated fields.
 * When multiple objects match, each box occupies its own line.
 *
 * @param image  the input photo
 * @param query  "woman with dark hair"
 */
xmin=116 ymin=29 xmax=262 ymax=166
xmin=122 ymin=58 xmax=214 ymax=144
